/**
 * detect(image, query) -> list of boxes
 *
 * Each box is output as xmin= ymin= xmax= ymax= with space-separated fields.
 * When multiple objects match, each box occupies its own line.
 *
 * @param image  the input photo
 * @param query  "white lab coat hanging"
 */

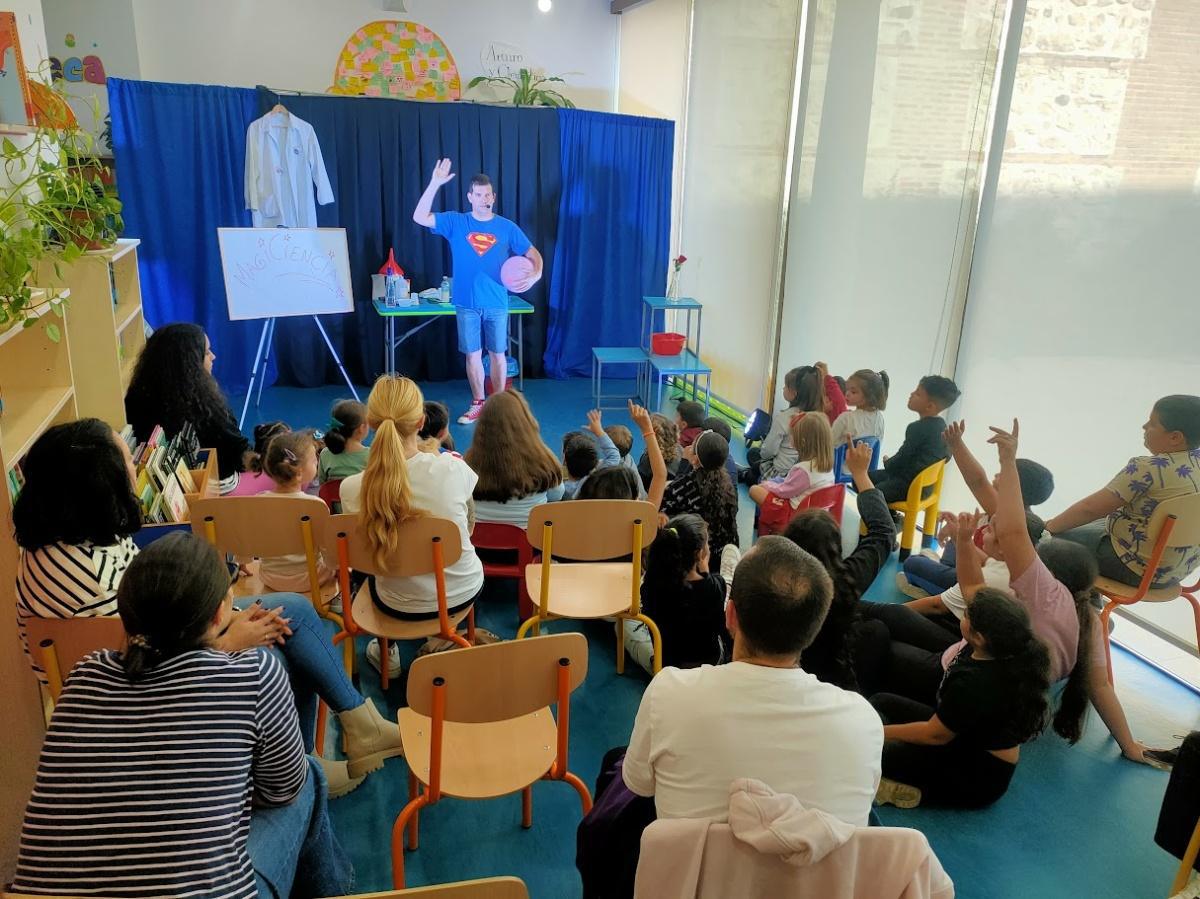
xmin=244 ymin=109 xmax=334 ymax=228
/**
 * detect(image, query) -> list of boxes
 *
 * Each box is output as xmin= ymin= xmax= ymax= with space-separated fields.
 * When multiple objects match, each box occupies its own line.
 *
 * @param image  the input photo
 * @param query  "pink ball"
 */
xmin=500 ymin=255 xmax=537 ymax=292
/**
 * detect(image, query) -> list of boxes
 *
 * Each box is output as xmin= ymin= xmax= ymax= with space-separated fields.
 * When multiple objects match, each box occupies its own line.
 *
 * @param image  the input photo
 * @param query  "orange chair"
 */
xmin=319 ymin=478 xmax=344 ymax=512
xmin=888 ymin=459 xmax=947 ymax=561
xmin=25 ymin=616 xmax=127 ymax=707
xmin=391 ymin=634 xmax=592 ymax=888
xmin=471 ymin=522 xmax=535 ymax=622
xmin=1096 ymin=493 xmax=1200 ymax=685
xmin=518 ymin=500 xmax=661 ymax=674
xmin=328 ymin=513 xmax=475 ymax=691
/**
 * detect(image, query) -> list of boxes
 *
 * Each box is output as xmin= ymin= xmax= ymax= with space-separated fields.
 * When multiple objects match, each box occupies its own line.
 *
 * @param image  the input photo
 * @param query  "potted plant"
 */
xmin=467 ymin=68 xmax=576 ymax=108
xmin=0 ymin=78 xmax=122 ymax=337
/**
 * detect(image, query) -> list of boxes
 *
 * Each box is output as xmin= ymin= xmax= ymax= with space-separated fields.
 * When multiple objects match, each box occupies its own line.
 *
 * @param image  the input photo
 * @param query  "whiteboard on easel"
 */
xmin=218 ymin=227 xmax=354 ymax=321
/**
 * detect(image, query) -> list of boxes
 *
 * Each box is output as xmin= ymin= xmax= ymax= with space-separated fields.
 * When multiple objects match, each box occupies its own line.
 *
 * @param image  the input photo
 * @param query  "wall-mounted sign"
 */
xmin=481 ymin=41 xmax=528 ymax=79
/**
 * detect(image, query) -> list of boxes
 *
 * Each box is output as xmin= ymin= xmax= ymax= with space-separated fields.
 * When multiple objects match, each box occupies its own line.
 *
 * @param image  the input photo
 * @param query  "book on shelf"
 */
xmin=128 ymin=421 xmax=203 ymax=522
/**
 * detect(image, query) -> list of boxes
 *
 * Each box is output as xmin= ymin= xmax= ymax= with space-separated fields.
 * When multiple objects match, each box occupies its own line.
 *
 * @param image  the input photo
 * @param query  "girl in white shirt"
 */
xmin=830 ymin=368 xmax=889 ymax=449
xmin=339 ymin=377 xmax=484 ymax=673
xmin=255 ymin=430 xmax=336 ymax=593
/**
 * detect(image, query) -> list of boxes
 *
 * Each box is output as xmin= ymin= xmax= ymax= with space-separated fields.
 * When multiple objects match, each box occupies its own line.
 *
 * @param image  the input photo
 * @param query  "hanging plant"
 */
xmin=467 ymin=68 xmax=576 ymax=108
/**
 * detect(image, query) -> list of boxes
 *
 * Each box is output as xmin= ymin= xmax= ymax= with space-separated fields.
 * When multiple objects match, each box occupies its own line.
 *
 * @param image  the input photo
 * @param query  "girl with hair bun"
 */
xmin=319 ymin=399 xmax=370 ymax=483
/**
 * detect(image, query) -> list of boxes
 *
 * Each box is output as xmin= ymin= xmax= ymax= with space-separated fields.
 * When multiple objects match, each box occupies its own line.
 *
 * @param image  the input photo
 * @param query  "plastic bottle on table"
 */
xmin=440 ymin=276 xmax=451 ymax=303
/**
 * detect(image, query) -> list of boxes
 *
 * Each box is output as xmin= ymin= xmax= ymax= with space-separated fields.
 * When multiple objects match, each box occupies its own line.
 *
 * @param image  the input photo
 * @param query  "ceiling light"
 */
xmin=538 ymin=0 xmax=552 ymax=11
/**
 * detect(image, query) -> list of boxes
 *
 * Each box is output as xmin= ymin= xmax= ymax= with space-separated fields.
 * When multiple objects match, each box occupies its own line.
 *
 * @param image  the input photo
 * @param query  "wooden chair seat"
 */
xmin=398 ymin=706 xmax=558 ymax=800
xmin=350 ymin=583 xmax=473 ymax=642
xmin=1095 ymin=576 xmax=1182 ymax=603
xmin=524 ymin=562 xmax=635 ymax=619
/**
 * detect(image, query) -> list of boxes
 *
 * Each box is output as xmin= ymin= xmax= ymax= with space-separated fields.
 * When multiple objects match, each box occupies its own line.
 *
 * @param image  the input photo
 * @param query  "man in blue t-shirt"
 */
xmin=413 ymin=158 xmax=543 ymax=424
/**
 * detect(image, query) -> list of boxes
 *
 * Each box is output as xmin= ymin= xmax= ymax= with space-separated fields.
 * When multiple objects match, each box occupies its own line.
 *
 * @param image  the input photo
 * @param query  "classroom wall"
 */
xmin=127 ymin=0 xmax=619 ymax=111
xmin=616 ymin=0 xmax=690 ymax=268
xmin=0 ymin=2 xmax=55 ymax=886
xmin=42 ymin=0 xmax=140 ymax=141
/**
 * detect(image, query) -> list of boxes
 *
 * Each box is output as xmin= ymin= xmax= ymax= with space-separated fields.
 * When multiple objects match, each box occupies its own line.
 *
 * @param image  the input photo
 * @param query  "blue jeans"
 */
xmin=902 ymin=544 xmax=959 ymax=595
xmin=235 ymin=594 xmax=363 ymax=752
xmin=250 ymin=756 xmax=354 ymax=897
xmin=456 ymin=306 xmax=507 ymax=354
xmin=1052 ymin=521 xmax=1172 ymax=588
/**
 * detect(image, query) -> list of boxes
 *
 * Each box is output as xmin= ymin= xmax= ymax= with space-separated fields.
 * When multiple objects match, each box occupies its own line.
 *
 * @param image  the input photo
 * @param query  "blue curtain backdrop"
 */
xmin=252 ymin=86 xmax=561 ymax=387
xmin=108 ymin=79 xmax=671 ymax=390
xmin=544 ymin=109 xmax=674 ymax=378
xmin=108 ymin=78 xmax=267 ymax=394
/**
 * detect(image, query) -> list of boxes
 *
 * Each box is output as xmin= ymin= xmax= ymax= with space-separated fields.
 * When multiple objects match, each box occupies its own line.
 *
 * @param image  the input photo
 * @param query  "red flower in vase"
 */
xmin=673 ymin=254 xmax=687 ymax=270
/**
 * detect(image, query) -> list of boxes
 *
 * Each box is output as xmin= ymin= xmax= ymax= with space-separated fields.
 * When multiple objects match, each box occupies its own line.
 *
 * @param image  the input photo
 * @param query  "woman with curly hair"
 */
xmin=464 ymin=390 xmax=563 ymax=525
xmin=123 ymin=323 xmax=250 ymax=492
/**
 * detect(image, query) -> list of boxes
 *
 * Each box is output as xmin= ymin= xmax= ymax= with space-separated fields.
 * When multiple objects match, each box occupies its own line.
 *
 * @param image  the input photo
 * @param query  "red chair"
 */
xmin=472 ymin=522 xmax=535 ymax=622
xmin=756 ymin=483 xmax=846 ymax=537
xmin=318 ymin=478 xmax=343 ymax=511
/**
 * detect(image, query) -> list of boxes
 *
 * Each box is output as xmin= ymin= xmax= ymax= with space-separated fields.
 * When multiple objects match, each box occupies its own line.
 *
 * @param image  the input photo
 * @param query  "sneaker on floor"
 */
xmin=720 ymin=544 xmax=742 ymax=584
xmin=366 ymin=639 xmax=402 ymax=678
xmin=895 ymin=572 xmax=930 ymax=600
xmin=457 ymin=401 xmax=485 ymax=424
xmin=875 ymin=777 xmax=922 ymax=809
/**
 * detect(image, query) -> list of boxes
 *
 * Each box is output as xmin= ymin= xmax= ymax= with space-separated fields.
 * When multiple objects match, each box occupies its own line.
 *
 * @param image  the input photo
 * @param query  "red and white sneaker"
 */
xmin=457 ymin=401 xmax=485 ymax=424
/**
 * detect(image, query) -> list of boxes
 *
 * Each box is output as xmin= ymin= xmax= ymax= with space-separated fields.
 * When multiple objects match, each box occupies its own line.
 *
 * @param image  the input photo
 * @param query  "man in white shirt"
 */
xmin=622 ymin=536 xmax=884 ymax=826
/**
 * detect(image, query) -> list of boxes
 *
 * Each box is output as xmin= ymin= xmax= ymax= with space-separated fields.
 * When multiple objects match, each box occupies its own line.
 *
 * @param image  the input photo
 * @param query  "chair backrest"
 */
xmin=833 ymin=436 xmax=881 ymax=485
xmin=406 ymin=633 xmax=588 ymax=723
xmin=1147 ymin=491 xmax=1200 ymax=549
xmin=798 ymin=483 xmax=846 ymax=522
xmin=190 ymin=495 xmax=331 ymax=557
xmin=904 ymin=458 xmax=947 ymax=505
xmin=471 ymin=522 xmax=532 ymax=556
xmin=526 ymin=500 xmax=657 ymax=560
xmin=25 ymin=616 xmax=128 ymax=699
xmin=318 ymin=478 xmax=344 ymax=510
xmin=3 ymin=883 xmax=533 ymax=899
xmin=327 ymin=512 xmax=463 ymax=576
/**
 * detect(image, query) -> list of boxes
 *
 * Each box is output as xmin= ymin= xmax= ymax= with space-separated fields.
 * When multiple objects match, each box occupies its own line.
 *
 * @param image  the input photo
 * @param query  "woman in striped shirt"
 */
xmin=13 ymin=532 xmax=352 ymax=898
xmin=14 ymin=419 xmax=402 ymax=797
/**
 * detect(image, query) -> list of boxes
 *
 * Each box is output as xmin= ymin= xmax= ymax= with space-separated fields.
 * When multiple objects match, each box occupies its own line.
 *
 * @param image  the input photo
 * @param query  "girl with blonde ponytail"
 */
xmin=339 ymin=376 xmax=484 ymax=675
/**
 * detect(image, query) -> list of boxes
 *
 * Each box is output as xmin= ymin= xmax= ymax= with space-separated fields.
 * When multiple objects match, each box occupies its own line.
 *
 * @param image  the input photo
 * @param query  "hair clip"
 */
xmin=283 ymin=448 xmax=298 ymax=463
xmin=127 ymin=634 xmax=151 ymax=649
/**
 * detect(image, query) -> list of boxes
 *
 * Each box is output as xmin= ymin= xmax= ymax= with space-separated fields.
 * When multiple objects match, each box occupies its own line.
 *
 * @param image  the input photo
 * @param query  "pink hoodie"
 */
xmin=634 ymin=779 xmax=954 ymax=899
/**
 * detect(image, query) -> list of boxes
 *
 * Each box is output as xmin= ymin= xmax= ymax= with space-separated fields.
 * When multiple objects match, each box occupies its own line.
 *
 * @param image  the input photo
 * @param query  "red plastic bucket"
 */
xmin=651 ymin=332 xmax=686 ymax=355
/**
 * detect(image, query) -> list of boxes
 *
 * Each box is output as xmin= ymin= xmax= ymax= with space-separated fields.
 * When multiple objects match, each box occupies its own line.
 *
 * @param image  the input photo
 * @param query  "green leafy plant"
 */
xmin=0 ymin=73 xmax=122 ymax=338
xmin=467 ymin=68 xmax=575 ymax=108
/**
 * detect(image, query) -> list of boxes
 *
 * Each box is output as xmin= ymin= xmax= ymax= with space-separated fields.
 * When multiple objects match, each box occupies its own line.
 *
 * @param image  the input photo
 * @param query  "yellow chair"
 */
xmin=1096 ymin=492 xmax=1200 ymax=685
xmin=391 ymin=634 xmax=592 ymax=888
xmin=327 ymin=513 xmax=476 ymax=691
xmin=24 ymin=615 xmax=127 ymax=707
xmin=517 ymin=499 xmax=662 ymax=674
xmin=888 ymin=459 xmax=947 ymax=561
xmin=4 ymin=875 xmax=530 ymax=899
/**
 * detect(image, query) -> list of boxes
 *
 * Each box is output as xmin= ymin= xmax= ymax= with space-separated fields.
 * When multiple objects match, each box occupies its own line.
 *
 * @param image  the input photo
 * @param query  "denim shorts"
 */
xmin=456 ymin=306 xmax=508 ymax=355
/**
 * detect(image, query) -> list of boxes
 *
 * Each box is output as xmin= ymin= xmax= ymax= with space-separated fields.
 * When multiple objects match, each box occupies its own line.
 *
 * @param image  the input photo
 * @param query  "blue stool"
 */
xmin=646 ymin=349 xmax=712 ymax=415
xmin=592 ymin=347 xmax=648 ymax=409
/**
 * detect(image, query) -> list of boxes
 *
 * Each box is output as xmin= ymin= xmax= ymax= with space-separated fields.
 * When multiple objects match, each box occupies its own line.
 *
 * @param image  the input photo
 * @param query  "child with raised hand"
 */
xmin=898 ymin=419 xmax=1054 ymax=599
xmin=561 ymin=409 xmax=621 ymax=499
xmin=417 ymin=401 xmax=455 ymax=454
xmin=580 ymin=400 xmax=669 ymax=511
xmin=748 ymin=413 xmax=836 ymax=511
xmin=831 ymin=368 xmax=889 ymax=448
xmin=624 ymin=513 xmax=729 ymax=674
xmin=319 ymin=399 xmax=370 ymax=483
xmin=869 ymin=375 xmax=959 ymax=504
xmin=872 ymin=551 xmax=1053 ymax=810
xmin=256 ymin=430 xmax=335 ymax=593
xmin=637 ymin=413 xmax=685 ymax=489
xmin=660 ymin=431 xmax=739 ymax=560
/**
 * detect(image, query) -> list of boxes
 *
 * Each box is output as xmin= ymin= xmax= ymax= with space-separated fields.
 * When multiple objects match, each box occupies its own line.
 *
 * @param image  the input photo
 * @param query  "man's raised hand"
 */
xmin=430 ymin=158 xmax=455 ymax=187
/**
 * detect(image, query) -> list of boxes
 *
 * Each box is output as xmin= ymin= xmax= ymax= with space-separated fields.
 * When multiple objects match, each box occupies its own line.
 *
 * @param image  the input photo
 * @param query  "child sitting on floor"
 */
xmin=605 ymin=424 xmax=637 ymax=472
xmin=675 ymin=401 xmax=707 ymax=449
xmin=661 ymin=431 xmax=740 ymax=561
xmin=899 ymin=420 xmax=1055 ymax=598
xmin=702 ymin=416 xmax=742 ymax=483
xmin=561 ymin=410 xmax=621 ymax=499
xmin=256 ymin=429 xmax=335 ymax=593
xmin=624 ymin=514 xmax=729 ymax=674
xmin=749 ymin=413 xmax=836 ymax=513
xmin=637 ymin=414 xmax=685 ymax=489
xmin=869 ymin=375 xmax=960 ymax=504
xmin=319 ymin=400 xmax=370 ymax=483
xmin=872 ymin=573 xmax=1052 ymax=810
xmin=417 ymin=401 xmax=455 ymax=454
xmin=578 ymin=402 xmax=668 ymax=511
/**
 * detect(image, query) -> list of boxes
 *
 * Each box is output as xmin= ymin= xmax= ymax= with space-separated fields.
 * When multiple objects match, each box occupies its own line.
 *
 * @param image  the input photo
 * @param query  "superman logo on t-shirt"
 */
xmin=467 ymin=232 xmax=498 ymax=256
